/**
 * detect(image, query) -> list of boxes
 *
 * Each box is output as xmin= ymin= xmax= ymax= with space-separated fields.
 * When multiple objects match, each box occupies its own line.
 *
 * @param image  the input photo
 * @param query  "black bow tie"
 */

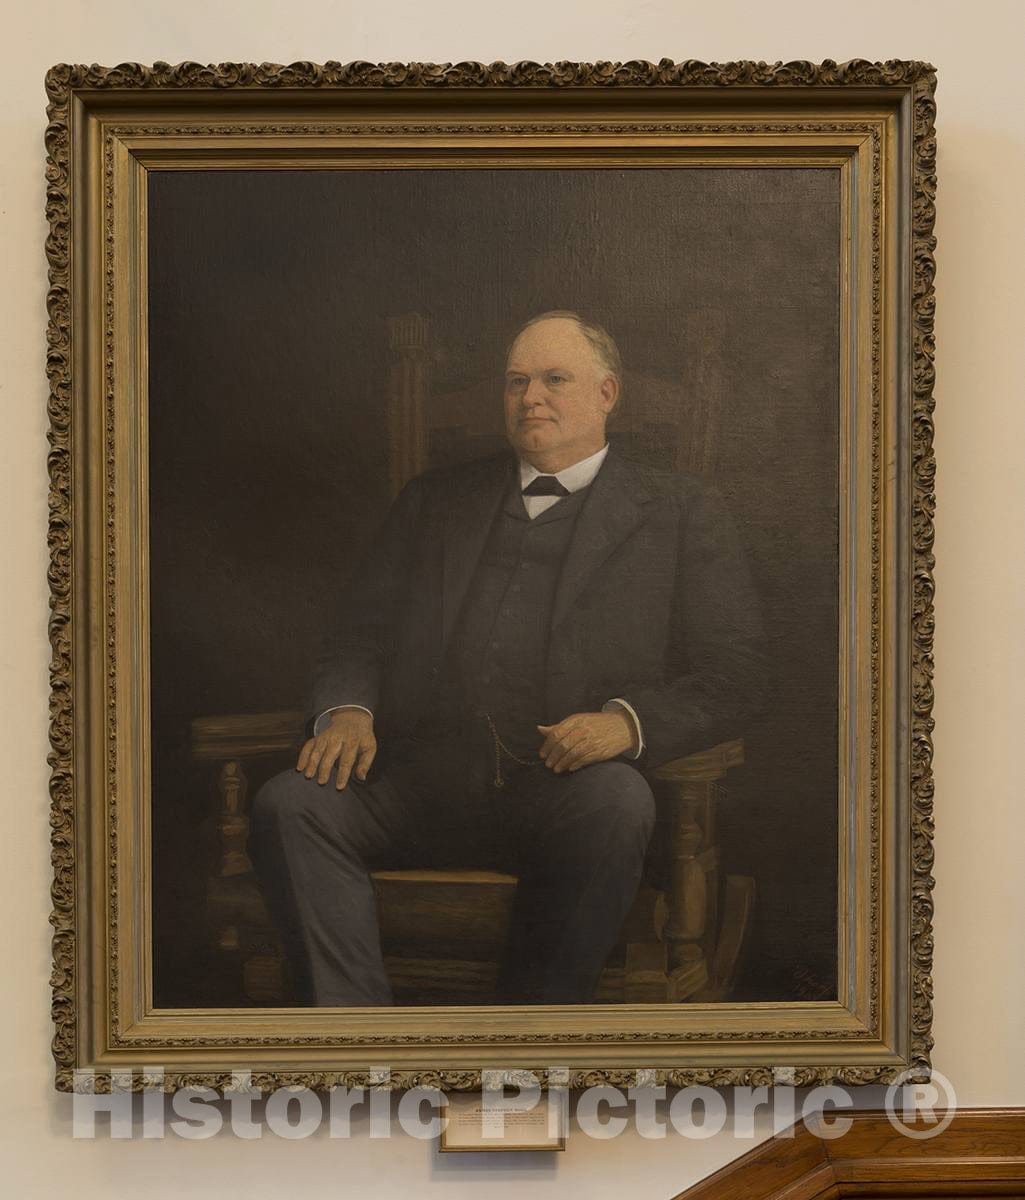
xmin=523 ymin=475 xmax=570 ymax=498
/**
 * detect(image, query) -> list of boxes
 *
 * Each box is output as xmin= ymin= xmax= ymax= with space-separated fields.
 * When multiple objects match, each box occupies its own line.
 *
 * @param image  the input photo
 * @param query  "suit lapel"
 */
xmin=441 ymin=453 xmax=517 ymax=648
xmin=551 ymin=448 xmax=656 ymax=630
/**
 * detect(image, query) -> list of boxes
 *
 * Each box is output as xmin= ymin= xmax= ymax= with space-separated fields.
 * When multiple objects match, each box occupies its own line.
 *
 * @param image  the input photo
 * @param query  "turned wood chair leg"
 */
xmin=663 ymin=780 xmax=711 ymax=1000
xmin=652 ymin=739 xmax=750 ymax=1002
xmin=216 ymin=759 xmax=252 ymax=878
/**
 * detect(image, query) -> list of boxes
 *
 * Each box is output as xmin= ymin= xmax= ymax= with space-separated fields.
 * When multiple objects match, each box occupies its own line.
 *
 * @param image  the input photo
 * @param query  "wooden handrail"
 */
xmin=673 ymin=1108 xmax=1025 ymax=1200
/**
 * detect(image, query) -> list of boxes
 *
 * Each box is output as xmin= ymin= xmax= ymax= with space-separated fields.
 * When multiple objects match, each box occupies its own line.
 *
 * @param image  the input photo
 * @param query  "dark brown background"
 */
xmin=148 ymin=167 xmax=840 ymax=1006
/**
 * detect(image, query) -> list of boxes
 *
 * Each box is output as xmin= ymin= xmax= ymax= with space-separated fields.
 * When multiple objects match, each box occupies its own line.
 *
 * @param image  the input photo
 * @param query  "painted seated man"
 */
xmin=250 ymin=310 xmax=765 ymax=1006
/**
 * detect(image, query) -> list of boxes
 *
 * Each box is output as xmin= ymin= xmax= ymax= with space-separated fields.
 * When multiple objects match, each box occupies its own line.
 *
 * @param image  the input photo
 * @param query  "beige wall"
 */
xmin=2 ymin=1 xmax=1023 ymax=1194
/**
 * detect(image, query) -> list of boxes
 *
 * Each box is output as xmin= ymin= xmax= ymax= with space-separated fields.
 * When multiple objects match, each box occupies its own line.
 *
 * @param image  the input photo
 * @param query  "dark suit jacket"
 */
xmin=311 ymin=443 xmax=767 ymax=770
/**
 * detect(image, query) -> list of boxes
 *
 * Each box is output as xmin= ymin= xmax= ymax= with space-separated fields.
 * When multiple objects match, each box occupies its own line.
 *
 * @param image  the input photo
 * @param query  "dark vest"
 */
xmin=423 ymin=479 xmax=590 ymax=754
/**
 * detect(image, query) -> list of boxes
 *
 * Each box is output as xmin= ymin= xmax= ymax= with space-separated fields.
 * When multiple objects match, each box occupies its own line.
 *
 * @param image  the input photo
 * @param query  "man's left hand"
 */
xmin=536 ymin=710 xmax=637 ymax=773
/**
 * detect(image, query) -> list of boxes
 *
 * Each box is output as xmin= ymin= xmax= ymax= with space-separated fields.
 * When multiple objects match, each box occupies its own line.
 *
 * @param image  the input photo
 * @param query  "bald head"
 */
xmin=508 ymin=311 xmax=622 ymax=390
xmin=504 ymin=313 xmax=620 ymax=473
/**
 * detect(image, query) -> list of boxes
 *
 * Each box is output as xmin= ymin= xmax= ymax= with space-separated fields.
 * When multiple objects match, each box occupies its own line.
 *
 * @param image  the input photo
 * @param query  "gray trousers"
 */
xmin=249 ymin=735 xmax=655 ymax=1005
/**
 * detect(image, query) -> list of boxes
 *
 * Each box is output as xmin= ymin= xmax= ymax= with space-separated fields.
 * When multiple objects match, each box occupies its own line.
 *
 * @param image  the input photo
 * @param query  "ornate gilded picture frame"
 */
xmin=45 ymin=59 xmax=936 ymax=1092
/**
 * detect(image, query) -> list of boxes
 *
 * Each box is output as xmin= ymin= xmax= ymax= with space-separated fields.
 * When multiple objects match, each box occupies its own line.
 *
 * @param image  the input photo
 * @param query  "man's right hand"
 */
xmin=296 ymin=708 xmax=377 ymax=790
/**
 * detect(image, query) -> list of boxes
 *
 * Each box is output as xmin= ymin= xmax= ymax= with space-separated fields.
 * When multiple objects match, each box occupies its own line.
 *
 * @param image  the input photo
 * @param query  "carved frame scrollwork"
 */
xmin=44 ymin=59 xmax=937 ymax=1092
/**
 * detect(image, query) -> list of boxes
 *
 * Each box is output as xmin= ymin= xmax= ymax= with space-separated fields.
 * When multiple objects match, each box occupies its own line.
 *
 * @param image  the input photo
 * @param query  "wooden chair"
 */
xmin=193 ymin=712 xmax=752 ymax=1005
xmin=192 ymin=310 xmax=755 ymax=1006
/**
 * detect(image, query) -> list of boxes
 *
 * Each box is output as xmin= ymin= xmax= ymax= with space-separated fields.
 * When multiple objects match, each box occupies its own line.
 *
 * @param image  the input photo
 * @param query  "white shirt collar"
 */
xmin=518 ymin=443 xmax=610 ymax=495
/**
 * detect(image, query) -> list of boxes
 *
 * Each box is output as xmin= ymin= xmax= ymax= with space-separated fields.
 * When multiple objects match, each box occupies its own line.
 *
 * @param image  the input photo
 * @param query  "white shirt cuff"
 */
xmin=602 ymin=698 xmax=645 ymax=759
xmin=313 ymin=704 xmax=374 ymax=736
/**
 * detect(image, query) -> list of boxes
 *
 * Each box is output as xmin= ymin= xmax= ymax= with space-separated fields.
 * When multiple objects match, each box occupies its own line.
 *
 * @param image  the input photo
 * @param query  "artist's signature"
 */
xmin=792 ymin=966 xmax=833 ymax=1001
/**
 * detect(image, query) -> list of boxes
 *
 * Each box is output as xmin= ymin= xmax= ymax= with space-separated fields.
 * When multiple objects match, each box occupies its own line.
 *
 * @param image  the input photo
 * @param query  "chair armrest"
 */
xmin=190 ymin=711 xmax=307 ymax=761
xmin=652 ymin=738 xmax=744 ymax=785
xmin=191 ymin=712 xmax=308 ymax=883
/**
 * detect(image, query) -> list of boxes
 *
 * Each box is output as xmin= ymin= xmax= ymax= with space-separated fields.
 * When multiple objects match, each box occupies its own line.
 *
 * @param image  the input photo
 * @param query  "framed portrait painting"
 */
xmin=45 ymin=58 xmax=937 ymax=1090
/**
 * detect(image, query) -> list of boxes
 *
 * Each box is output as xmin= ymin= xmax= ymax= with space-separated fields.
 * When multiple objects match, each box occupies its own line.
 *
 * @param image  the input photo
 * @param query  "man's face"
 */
xmin=504 ymin=318 xmax=618 ymax=469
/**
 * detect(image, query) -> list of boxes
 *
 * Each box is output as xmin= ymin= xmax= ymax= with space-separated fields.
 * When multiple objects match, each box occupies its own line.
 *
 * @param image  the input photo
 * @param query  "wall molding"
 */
xmin=673 ymin=1109 xmax=1025 ymax=1199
